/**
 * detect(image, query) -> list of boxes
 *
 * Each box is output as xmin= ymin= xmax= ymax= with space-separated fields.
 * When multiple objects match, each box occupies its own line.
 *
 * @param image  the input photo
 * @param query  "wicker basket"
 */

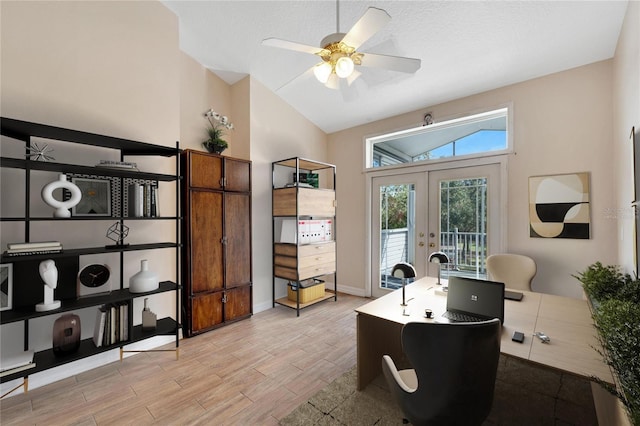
xmin=287 ymin=279 xmax=325 ymax=303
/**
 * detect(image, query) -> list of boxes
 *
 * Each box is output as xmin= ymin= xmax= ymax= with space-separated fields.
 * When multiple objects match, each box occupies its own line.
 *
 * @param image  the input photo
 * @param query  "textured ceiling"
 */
xmin=162 ymin=1 xmax=628 ymax=134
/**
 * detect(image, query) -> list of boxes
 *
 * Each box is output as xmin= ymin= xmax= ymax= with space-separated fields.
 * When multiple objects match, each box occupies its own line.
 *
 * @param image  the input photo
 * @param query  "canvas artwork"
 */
xmin=529 ymin=172 xmax=591 ymax=239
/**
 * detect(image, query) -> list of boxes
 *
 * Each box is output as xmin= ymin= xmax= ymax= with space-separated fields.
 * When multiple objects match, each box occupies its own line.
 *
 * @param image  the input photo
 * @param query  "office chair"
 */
xmin=486 ymin=253 xmax=537 ymax=292
xmin=382 ymin=319 xmax=501 ymax=426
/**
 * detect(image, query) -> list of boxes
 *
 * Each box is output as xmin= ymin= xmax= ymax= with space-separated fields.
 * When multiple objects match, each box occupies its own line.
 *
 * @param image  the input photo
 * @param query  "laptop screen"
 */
xmin=446 ymin=276 xmax=505 ymax=323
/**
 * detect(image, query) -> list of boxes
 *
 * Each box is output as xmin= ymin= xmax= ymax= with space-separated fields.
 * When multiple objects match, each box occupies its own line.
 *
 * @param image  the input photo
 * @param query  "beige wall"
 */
xmin=329 ymin=60 xmax=618 ymax=299
xmin=248 ymin=78 xmax=328 ymax=310
xmin=613 ymin=1 xmax=640 ymax=275
xmin=179 ymin=52 xmax=251 ymax=158
xmin=1 ymin=0 xmax=180 ymax=393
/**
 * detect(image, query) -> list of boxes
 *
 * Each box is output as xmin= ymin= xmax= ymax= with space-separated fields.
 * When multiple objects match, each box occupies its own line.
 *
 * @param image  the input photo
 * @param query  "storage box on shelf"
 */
xmin=272 ymin=157 xmax=336 ymax=316
xmin=0 ymin=117 xmax=181 ymax=396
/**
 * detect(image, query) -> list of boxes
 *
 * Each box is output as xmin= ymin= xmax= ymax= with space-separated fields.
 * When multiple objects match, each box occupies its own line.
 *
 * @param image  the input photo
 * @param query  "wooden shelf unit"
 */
xmin=272 ymin=157 xmax=336 ymax=316
xmin=0 ymin=117 xmax=182 ymax=395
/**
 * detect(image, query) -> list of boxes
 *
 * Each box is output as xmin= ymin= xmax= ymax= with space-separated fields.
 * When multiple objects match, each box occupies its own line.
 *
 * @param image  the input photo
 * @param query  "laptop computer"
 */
xmin=439 ymin=276 xmax=505 ymax=323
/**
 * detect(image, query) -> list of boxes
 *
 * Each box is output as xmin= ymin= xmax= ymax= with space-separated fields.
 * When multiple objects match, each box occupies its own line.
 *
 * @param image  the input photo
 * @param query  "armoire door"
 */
xmin=224 ymin=158 xmax=251 ymax=192
xmin=192 ymin=291 xmax=224 ymax=333
xmin=225 ymin=285 xmax=251 ymax=321
xmin=190 ymin=190 xmax=224 ymax=294
xmin=224 ymin=192 xmax=251 ymax=289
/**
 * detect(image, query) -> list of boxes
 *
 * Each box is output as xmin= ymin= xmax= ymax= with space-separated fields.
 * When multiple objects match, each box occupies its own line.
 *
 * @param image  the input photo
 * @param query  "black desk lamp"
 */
xmin=392 ymin=262 xmax=416 ymax=306
xmin=428 ymin=251 xmax=450 ymax=286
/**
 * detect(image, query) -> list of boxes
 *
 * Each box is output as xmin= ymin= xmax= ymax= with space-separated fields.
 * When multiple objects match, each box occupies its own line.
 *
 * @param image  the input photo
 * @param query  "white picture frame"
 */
xmin=1 ymin=263 xmax=13 ymax=311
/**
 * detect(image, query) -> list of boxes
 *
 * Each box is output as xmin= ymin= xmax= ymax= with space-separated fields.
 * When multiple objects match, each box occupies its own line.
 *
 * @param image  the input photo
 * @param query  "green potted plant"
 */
xmin=575 ymin=262 xmax=640 ymax=425
xmin=202 ymin=109 xmax=233 ymax=154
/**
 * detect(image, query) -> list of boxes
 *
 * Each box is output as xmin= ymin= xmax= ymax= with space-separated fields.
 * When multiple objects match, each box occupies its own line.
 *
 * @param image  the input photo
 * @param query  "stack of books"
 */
xmin=93 ymin=302 xmax=129 ymax=348
xmin=95 ymin=160 xmax=139 ymax=171
xmin=127 ymin=182 xmax=159 ymax=218
xmin=4 ymin=241 xmax=62 ymax=257
xmin=0 ymin=350 xmax=35 ymax=378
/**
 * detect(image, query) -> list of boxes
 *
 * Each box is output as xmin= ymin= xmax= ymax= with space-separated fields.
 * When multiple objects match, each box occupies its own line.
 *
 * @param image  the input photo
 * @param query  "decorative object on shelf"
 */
xmin=77 ymin=263 xmax=111 ymax=298
xmin=0 ymin=263 xmax=13 ymax=312
xmin=52 ymin=313 xmax=81 ymax=355
xmin=64 ymin=173 xmax=121 ymax=217
xmin=142 ymin=298 xmax=157 ymax=331
xmin=95 ymin=159 xmax=139 ymax=171
xmin=129 ymin=259 xmax=159 ymax=293
xmin=202 ymin=109 xmax=233 ymax=154
xmin=428 ymin=251 xmax=450 ymax=287
xmin=292 ymin=172 xmax=319 ymax=188
xmin=41 ymin=174 xmax=82 ymax=218
xmin=106 ymin=222 xmax=130 ymax=248
xmin=36 ymin=259 xmax=61 ymax=312
xmin=25 ymin=141 xmax=55 ymax=161
xmin=71 ymin=177 xmax=112 ymax=216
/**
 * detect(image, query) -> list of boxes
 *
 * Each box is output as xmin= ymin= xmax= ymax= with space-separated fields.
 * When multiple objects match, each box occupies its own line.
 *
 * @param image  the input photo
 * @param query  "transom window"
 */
xmin=367 ymin=107 xmax=510 ymax=169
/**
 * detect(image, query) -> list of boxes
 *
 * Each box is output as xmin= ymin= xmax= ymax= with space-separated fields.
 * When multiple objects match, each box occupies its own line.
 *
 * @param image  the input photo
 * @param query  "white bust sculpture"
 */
xmin=36 ymin=259 xmax=61 ymax=312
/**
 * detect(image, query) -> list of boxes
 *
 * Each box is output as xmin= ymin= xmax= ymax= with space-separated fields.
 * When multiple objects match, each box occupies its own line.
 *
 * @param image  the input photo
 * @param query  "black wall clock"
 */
xmin=77 ymin=264 xmax=111 ymax=298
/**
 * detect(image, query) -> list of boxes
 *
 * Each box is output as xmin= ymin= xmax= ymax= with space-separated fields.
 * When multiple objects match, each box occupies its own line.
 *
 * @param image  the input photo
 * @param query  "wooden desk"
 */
xmin=355 ymin=276 xmax=613 ymax=390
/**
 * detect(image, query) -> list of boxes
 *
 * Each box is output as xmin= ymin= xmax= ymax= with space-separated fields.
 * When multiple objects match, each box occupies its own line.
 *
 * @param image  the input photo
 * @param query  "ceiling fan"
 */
xmin=262 ymin=3 xmax=421 ymax=90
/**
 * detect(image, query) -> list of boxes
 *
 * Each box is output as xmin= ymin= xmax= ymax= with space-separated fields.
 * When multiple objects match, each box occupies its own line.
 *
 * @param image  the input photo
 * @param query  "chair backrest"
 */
xmin=486 ymin=253 xmax=537 ymax=292
xmin=399 ymin=319 xmax=501 ymax=425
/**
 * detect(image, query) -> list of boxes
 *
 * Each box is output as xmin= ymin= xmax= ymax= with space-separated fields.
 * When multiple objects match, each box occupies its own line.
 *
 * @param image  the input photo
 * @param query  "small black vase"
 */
xmin=203 ymin=141 xmax=226 ymax=154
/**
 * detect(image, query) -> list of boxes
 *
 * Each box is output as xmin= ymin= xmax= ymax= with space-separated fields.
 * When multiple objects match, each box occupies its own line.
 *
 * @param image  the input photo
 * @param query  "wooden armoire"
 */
xmin=182 ymin=150 xmax=252 ymax=336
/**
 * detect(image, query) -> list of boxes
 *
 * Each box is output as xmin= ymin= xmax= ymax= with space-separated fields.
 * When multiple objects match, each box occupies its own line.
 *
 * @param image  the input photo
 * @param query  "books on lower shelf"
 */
xmin=7 ymin=241 xmax=61 ymax=250
xmin=127 ymin=182 xmax=158 ymax=218
xmin=93 ymin=302 xmax=129 ymax=348
xmin=0 ymin=350 xmax=35 ymax=377
xmin=4 ymin=241 xmax=62 ymax=257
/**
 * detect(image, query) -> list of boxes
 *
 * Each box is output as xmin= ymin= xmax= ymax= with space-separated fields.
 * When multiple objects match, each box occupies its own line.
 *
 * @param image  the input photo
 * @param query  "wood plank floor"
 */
xmin=0 ymin=294 xmax=367 ymax=425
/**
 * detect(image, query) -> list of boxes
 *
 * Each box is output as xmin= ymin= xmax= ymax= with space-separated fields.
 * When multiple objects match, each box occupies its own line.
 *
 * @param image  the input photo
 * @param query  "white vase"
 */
xmin=41 ymin=174 xmax=82 ymax=218
xmin=129 ymin=259 xmax=159 ymax=293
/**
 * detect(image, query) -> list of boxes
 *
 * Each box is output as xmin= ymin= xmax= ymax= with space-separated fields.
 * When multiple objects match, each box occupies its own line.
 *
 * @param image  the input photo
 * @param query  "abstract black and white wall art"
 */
xmin=529 ymin=172 xmax=591 ymax=239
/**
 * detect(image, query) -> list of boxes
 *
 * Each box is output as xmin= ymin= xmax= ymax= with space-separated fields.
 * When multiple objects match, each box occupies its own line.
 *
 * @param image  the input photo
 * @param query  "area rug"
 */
xmin=280 ymin=354 xmax=599 ymax=425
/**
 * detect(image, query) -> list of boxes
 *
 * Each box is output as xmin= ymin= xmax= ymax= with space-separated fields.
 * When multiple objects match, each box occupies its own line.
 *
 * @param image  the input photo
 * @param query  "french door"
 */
xmin=371 ymin=163 xmax=502 ymax=298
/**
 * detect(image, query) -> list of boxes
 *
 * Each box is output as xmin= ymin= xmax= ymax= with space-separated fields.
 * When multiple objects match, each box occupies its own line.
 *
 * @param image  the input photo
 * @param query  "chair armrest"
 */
xmin=382 ymin=355 xmax=416 ymax=393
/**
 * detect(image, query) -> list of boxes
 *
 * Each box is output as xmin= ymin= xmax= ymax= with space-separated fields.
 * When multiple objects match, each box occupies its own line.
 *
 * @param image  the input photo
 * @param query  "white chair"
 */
xmin=486 ymin=253 xmax=537 ymax=292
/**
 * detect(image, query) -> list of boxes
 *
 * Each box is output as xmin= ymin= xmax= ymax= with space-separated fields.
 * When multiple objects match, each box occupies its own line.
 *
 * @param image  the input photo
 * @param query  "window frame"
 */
xmin=364 ymin=104 xmax=513 ymax=171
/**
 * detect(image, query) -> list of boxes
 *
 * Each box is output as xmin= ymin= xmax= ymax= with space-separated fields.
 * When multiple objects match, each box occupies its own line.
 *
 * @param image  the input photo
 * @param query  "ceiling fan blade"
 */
xmin=276 ymin=66 xmax=316 ymax=91
xmin=262 ymin=37 xmax=323 ymax=55
xmin=359 ymin=52 xmax=421 ymax=74
xmin=341 ymin=7 xmax=391 ymax=50
xmin=346 ymin=69 xmax=362 ymax=86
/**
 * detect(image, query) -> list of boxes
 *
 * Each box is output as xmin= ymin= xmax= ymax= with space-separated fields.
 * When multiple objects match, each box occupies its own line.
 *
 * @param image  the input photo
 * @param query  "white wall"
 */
xmin=329 ymin=60 xmax=618 ymax=299
xmin=613 ymin=1 xmax=640 ymax=275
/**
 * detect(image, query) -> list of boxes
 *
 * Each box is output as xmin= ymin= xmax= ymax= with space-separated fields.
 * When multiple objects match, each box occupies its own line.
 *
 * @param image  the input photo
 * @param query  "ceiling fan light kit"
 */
xmin=263 ymin=5 xmax=421 ymax=90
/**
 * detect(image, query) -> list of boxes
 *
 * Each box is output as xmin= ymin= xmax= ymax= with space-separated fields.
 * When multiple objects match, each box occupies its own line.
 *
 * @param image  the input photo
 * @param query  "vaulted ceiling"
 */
xmin=162 ymin=1 xmax=628 ymax=133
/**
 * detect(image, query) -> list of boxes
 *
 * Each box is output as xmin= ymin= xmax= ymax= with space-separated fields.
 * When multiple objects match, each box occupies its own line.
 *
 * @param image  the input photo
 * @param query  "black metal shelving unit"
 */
xmin=0 ymin=117 xmax=182 ymax=395
xmin=271 ymin=157 xmax=337 ymax=316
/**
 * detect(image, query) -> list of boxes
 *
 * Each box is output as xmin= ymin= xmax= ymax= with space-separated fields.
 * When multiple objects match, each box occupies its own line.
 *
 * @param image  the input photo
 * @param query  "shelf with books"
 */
xmin=1 ymin=243 xmax=180 ymax=263
xmin=0 ymin=317 xmax=178 ymax=384
xmin=0 ymin=117 xmax=182 ymax=396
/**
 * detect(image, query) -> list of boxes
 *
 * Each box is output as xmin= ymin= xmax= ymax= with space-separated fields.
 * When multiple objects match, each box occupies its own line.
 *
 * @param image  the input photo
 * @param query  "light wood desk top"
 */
xmin=355 ymin=276 xmax=613 ymax=387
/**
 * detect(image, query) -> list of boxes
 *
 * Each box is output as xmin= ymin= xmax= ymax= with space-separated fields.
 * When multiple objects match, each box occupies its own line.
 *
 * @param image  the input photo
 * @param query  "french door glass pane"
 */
xmin=439 ymin=177 xmax=488 ymax=279
xmin=379 ymin=183 xmax=415 ymax=290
